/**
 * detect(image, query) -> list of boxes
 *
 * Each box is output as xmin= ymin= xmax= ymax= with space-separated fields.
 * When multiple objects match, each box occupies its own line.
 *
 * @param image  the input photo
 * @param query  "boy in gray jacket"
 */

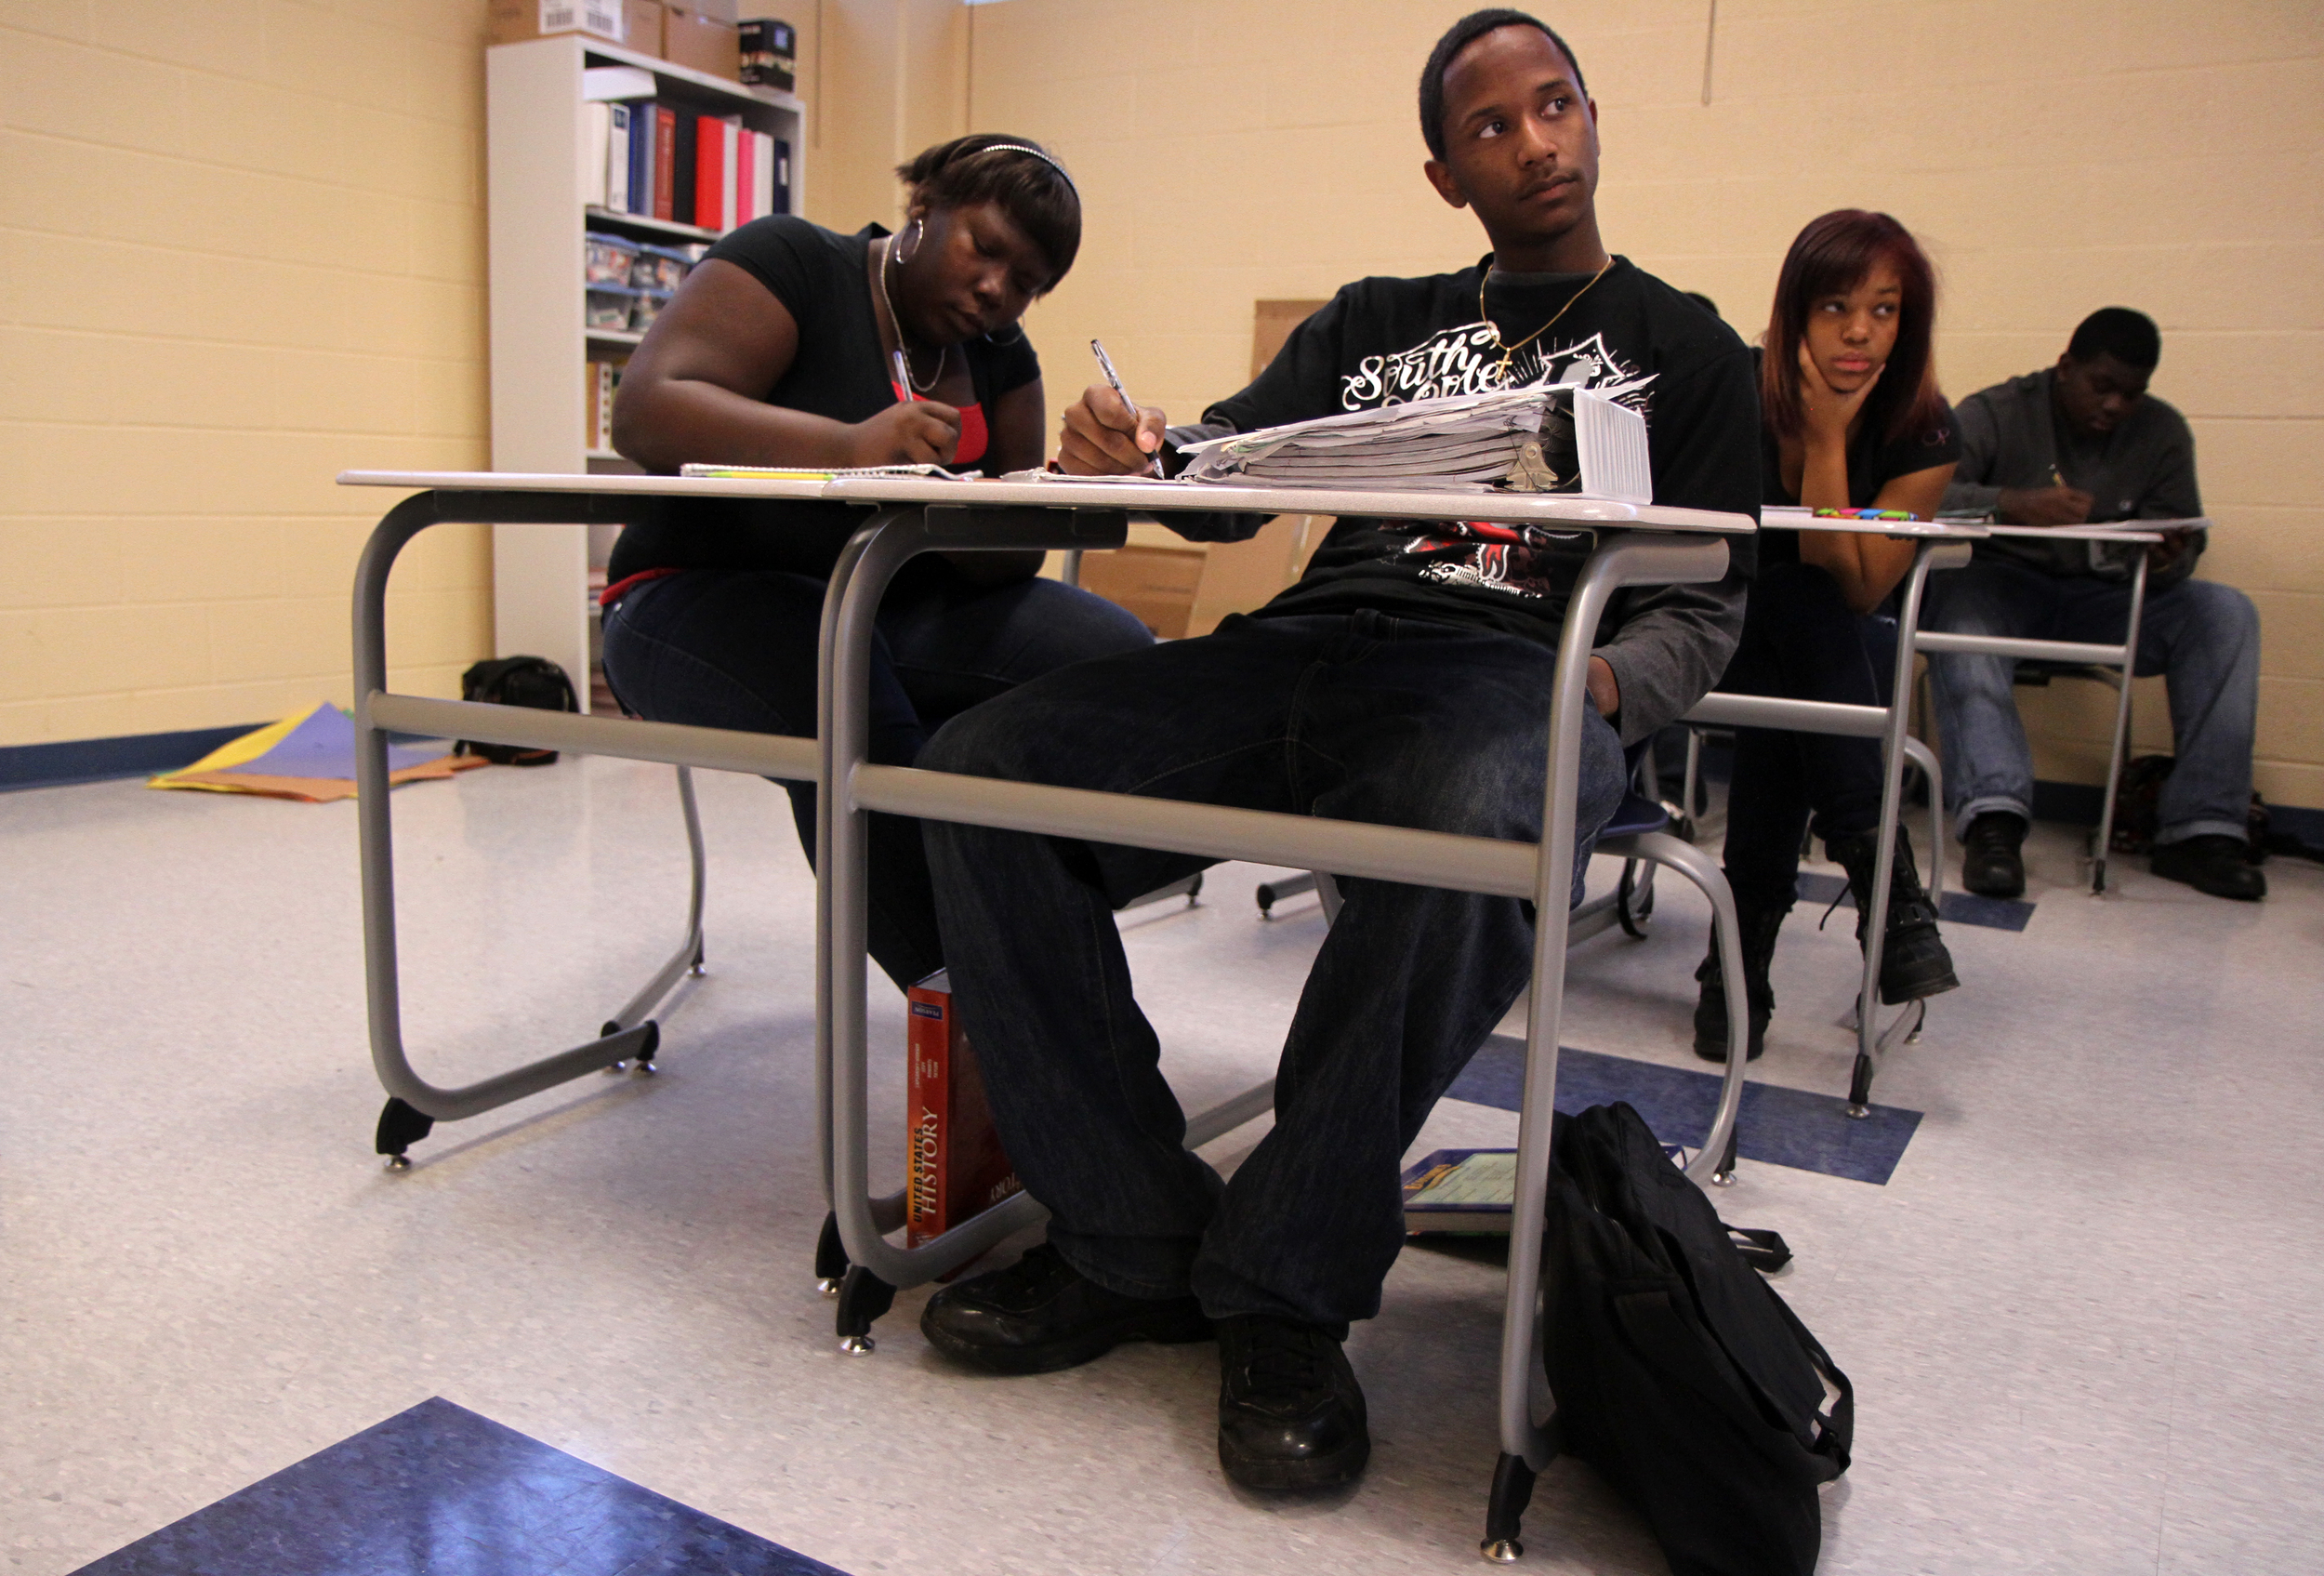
xmin=1927 ymin=307 xmax=2262 ymax=900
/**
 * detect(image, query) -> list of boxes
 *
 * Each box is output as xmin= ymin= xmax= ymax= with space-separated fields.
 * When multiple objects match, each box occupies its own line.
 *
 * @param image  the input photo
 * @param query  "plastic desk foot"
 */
xmin=1481 ymin=1450 xmax=1537 ymax=1562
xmin=375 ymin=1096 xmax=435 ymax=1168
xmin=836 ymin=1264 xmax=895 ymax=1353
xmin=599 ymin=1019 xmax=661 ymax=1075
xmin=1254 ymin=872 xmax=1316 ymax=917
xmin=1711 ymin=1126 xmax=1740 ymax=1187
xmin=814 ymin=1212 xmax=849 ymax=1297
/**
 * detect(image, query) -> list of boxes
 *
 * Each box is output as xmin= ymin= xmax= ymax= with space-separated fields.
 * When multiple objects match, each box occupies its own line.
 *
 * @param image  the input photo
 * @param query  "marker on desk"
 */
xmin=1089 ymin=338 xmax=1164 ymax=477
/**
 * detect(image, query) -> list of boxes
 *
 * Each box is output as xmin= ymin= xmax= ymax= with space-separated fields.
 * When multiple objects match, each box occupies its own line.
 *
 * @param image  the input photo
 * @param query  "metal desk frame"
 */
xmin=340 ymin=470 xmax=1754 ymax=1564
xmin=1917 ymin=520 xmax=2183 ymax=894
xmin=1663 ymin=514 xmax=1987 ymax=1112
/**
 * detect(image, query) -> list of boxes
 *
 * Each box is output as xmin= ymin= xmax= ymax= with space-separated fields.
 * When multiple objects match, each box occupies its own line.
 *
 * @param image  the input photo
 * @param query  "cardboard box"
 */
xmin=489 ymin=1 xmax=624 ymax=46
xmin=625 ymin=0 xmax=664 ymax=56
xmin=663 ymin=5 xmax=741 ymax=79
xmin=487 ymin=0 xmax=663 ymax=52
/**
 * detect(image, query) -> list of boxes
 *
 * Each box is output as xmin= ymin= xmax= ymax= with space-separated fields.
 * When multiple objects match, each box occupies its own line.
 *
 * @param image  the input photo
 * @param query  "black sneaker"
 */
xmin=1215 ymin=1316 xmax=1370 ymax=1490
xmin=920 ymin=1242 xmax=1211 ymax=1375
xmin=2151 ymin=834 xmax=2266 ymax=901
xmin=1961 ymin=812 xmax=2027 ymax=899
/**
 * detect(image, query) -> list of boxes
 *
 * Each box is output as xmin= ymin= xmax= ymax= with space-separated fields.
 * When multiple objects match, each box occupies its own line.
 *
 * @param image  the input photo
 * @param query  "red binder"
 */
xmin=693 ymin=113 xmax=725 ymax=232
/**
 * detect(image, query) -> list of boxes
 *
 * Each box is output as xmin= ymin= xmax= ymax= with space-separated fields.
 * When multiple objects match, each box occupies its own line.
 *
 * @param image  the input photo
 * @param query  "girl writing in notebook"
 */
xmin=601 ymin=135 xmax=1149 ymax=993
xmin=1695 ymin=208 xmax=1961 ymax=1062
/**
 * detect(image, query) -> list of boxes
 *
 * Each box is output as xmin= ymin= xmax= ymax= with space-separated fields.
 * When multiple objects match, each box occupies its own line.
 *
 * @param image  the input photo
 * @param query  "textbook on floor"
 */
xmin=905 ymin=972 xmax=1022 ymax=1248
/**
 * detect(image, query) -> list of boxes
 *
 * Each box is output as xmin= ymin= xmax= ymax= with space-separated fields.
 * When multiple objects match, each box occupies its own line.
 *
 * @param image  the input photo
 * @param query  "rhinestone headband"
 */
xmin=968 ymin=141 xmax=1078 ymax=196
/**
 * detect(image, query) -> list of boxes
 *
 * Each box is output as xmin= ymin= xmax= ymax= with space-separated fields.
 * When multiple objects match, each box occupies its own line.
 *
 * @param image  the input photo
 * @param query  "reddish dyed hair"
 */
xmin=1762 ymin=209 xmax=1945 ymax=446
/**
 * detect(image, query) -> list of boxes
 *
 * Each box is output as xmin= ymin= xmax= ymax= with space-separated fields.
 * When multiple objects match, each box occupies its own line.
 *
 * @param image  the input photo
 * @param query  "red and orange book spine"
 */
xmin=905 ymin=971 xmax=1022 ymax=1248
xmin=653 ymin=105 xmax=678 ymax=221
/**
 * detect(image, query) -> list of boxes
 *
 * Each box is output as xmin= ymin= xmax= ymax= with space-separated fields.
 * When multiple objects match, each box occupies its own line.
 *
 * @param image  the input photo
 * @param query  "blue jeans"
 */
xmin=1921 ymin=560 xmax=2260 ymax=844
xmin=600 ymin=566 xmax=1153 ymax=990
xmin=918 ymin=610 xmax=1627 ymax=1328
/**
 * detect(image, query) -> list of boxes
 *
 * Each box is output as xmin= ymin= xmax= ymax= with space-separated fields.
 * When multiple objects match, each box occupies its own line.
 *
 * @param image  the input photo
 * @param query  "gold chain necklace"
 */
xmin=1479 ymin=256 xmax=1614 ymax=384
xmin=877 ymin=239 xmax=943 ymax=394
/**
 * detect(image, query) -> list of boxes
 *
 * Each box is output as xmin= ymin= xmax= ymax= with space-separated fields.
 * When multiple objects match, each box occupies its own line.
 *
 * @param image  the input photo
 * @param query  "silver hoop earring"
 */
xmin=893 ymin=218 xmax=924 ymax=267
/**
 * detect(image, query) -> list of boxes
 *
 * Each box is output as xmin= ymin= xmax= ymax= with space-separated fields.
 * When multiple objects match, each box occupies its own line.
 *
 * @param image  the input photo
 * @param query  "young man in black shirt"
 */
xmin=915 ymin=9 xmax=1761 ymax=1491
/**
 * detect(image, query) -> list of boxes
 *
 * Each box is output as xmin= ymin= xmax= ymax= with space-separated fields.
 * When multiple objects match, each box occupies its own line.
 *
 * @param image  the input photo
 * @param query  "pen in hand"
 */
xmin=1089 ymin=338 xmax=1163 ymax=477
xmin=891 ymin=348 xmax=916 ymax=404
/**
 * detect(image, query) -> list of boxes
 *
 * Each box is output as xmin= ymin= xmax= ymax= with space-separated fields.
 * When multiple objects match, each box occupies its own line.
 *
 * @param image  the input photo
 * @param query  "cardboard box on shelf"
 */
xmin=625 ymin=0 xmax=665 ymax=56
xmin=664 ymin=4 xmax=741 ymax=80
xmin=489 ymin=0 xmax=623 ymax=46
xmin=487 ymin=0 xmax=664 ymax=52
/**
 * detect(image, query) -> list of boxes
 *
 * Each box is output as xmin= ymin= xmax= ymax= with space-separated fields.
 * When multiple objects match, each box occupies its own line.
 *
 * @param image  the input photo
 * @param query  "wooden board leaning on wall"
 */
xmin=1075 ymin=300 xmax=1333 ymax=639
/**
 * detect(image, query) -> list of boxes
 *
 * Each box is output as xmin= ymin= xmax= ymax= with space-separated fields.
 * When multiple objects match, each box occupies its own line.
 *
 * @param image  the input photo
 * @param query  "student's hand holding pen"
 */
xmin=850 ymin=399 xmax=962 ymax=467
xmin=1058 ymin=382 xmax=1168 ymax=475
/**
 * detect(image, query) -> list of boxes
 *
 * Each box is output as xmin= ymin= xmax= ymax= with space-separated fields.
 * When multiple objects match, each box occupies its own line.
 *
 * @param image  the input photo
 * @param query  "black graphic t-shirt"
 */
xmin=1754 ymin=348 xmax=1959 ymax=570
xmin=1176 ymin=257 xmax=1761 ymax=742
xmin=608 ymin=218 xmax=1041 ymax=584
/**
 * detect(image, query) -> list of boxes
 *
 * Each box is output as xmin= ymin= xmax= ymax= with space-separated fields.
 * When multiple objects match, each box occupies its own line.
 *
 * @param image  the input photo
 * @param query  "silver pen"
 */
xmin=1089 ymin=338 xmax=1163 ymax=476
xmin=891 ymin=347 xmax=915 ymax=404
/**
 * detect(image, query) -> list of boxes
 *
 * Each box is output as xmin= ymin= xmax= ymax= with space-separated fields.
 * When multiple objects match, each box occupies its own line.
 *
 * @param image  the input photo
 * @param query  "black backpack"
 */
xmin=456 ymin=656 xmax=576 ymax=766
xmin=1542 ymin=1103 xmax=1853 ymax=1576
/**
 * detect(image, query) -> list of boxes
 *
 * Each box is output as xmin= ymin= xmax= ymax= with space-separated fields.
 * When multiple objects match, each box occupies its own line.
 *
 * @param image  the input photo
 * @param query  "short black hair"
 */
xmin=896 ymin=134 xmax=1080 ymax=285
xmin=1419 ymin=9 xmax=1587 ymax=162
xmin=2067 ymin=307 xmax=2161 ymax=370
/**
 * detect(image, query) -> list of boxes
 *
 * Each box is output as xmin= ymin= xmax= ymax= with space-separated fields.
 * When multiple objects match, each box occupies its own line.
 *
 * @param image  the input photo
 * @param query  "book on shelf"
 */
xmin=586 ymin=357 xmax=624 ymax=452
xmin=905 ymin=970 xmax=1023 ymax=1249
xmin=604 ymin=101 xmax=632 ymax=212
xmin=653 ymin=104 xmax=678 ymax=221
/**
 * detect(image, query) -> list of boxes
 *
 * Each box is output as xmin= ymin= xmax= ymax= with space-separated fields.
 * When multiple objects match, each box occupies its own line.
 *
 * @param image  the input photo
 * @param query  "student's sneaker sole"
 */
xmin=1218 ymin=1430 xmax=1371 ymax=1491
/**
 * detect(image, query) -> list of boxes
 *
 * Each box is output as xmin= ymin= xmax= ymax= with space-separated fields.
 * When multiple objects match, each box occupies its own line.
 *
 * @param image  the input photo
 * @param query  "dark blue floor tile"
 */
xmin=1445 ymin=1036 xmax=1921 ymax=1185
xmin=1795 ymin=869 xmax=2034 ymax=932
xmin=71 ymin=1397 xmax=847 ymax=1576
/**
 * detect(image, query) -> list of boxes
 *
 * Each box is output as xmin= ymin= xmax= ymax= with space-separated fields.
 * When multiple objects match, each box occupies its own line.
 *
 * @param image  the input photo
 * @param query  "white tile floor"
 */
xmin=4 ymin=756 xmax=2321 ymax=1574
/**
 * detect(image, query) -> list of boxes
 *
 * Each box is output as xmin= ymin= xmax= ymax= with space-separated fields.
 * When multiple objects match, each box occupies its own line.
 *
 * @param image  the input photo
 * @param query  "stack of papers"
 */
xmin=1176 ymin=385 xmax=1651 ymax=502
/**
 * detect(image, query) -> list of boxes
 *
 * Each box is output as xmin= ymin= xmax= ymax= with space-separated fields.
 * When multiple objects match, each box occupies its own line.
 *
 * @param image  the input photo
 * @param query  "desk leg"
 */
xmin=2090 ymin=551 xmax=2149 ymax=895
xmin=353 ymin=494 xmax=693 ymax=1164
xmin=1488 ymin=533 xmax=1729 ymax=1560
xmin=1848 ymin=543 xmax=1941 ymax=1116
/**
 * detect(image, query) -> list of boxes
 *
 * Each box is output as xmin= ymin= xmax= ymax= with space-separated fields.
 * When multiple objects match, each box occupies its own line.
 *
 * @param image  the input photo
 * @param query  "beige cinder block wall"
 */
xmin=0 ymin=2 xmax=495 ymax=748
xmin=950 ymin=0 xmax=2323 ymax=809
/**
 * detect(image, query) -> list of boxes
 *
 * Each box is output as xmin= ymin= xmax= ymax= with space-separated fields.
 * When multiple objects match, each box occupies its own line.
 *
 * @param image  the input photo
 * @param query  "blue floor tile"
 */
xmin=1445 ymin=1036 xmax=1921 ymax=1185
xmin=1795 ymin=869 xmax=2034 ymax=932
xmin=71 ymin=1397 xmax=847 ymax=1576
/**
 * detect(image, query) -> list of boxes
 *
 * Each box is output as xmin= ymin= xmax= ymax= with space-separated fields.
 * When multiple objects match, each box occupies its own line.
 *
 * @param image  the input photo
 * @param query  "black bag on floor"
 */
xmin=1543 ymin=1103 xmax=1852 ymax=1576
xmin=456 ymin=656 xmax=576 ymax=765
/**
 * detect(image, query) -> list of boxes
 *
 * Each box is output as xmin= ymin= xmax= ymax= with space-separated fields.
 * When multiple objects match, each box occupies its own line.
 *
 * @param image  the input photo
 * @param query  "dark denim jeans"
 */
xmin=600 ymin=565 xmax=1153 ymax=990
xmin=1922 ymin=560 xmax=2260 ymax=843
xmin=1715 ymin=560 xmax=1895 ymax=910
xmin=918 ymin=610 xmax=1626 ymax=1328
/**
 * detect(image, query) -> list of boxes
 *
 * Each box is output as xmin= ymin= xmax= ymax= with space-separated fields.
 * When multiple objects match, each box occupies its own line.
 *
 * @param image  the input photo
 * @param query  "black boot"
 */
xmin=1826 ymin=827 xmax=1960 ymax=1005
xmin=1693 ymin=905 xmax=1787 ymax=1062
xmin=1961 ymin=811 xmax=2027 ymax=898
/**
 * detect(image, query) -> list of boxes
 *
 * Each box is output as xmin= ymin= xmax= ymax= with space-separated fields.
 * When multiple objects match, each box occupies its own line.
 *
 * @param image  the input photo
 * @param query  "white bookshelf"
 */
xmin=486 ymin=33 xmax=804 ymax=709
